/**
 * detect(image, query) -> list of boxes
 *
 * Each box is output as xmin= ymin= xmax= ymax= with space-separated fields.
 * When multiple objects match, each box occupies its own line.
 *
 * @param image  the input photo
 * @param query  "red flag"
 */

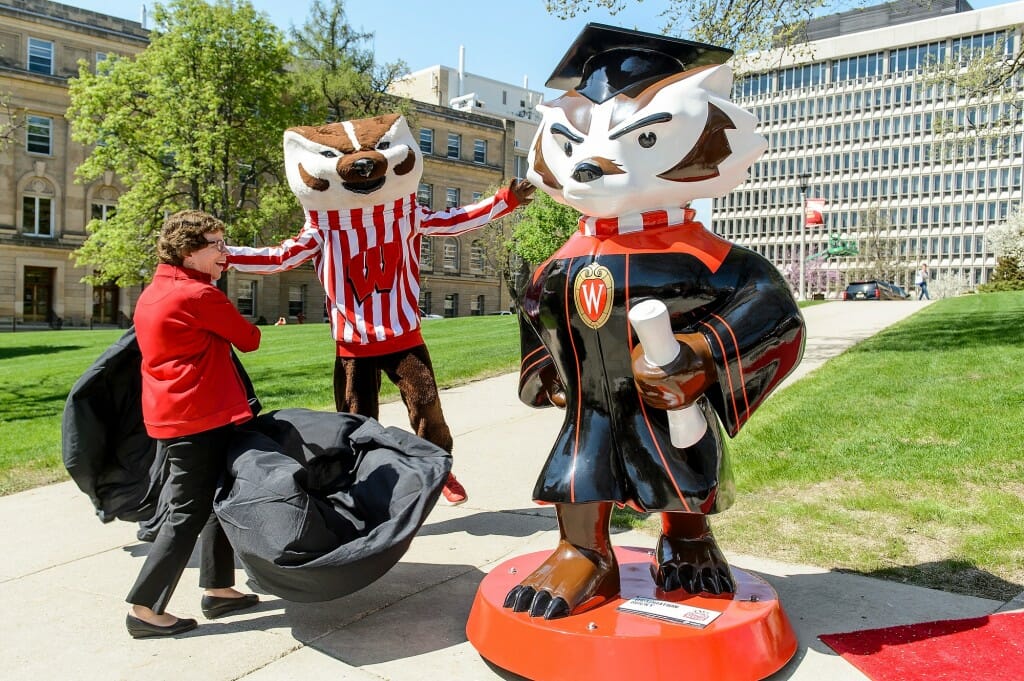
xmin=805 ymin=198 xmax=826 ymax=227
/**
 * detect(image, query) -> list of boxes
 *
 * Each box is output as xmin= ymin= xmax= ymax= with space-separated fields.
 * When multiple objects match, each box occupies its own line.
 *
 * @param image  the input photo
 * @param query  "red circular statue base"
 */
xmin=466 ymin=546 xmax=797 ymax=681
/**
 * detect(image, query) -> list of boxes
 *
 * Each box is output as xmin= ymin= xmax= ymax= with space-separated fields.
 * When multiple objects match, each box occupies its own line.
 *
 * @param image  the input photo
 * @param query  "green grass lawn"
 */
xmin=619 ymin=290 xmax=1024 ymax=600
xmin=3 ymin=293 xmax=1023 ymax=600
xmin=0 ymin=315 xmax=518 ymax=495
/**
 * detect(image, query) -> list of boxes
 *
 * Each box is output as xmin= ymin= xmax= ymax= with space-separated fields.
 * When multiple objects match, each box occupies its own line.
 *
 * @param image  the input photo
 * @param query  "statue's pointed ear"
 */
xmin=690 ymin=64 xmax=733 ymax=98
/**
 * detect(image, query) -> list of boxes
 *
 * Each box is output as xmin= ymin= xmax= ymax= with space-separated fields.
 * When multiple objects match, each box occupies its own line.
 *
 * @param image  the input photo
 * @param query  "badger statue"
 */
xmin=505 ymin=24 xmax=806 ymax=619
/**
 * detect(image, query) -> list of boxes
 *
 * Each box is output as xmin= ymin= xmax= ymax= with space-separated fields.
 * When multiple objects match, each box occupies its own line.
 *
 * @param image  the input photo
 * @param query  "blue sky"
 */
xmin=62 ymin=0 xmax=1016 ymax=101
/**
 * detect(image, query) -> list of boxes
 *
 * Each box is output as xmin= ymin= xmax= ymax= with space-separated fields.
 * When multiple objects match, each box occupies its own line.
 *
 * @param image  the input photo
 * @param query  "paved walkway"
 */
xmin=2 ymin=300 xmax=1014 ymax=680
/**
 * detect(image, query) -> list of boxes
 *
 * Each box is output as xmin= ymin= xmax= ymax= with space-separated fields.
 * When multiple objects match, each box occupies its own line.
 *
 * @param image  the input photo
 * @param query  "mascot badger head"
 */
xmin=283 ymin=113 xmax=422 ymax=212
xmin=527 ymin=24 xmax=767 ymax=219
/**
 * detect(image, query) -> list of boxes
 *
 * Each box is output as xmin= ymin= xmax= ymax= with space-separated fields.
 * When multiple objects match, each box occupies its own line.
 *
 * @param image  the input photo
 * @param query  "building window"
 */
xmin=237 ymin=280 xmax=256 ymax=316
xmin=420 ymin=237 xmax=434 ymax=270
xmin=22 ymin=195 xmax=53 ymax=237
xmin=419 ymin=290 xmax=432 ymax=315
xmin=447 ymin=133 xmax=461 ymax=159
xmin=443 ymin=237 xmax=460 ymax=272
xmin=27 ymin=38 xmax=53 ymax=75
xmin=514 ymin=155 xmax=529 ymax=178
xmin=471 ymin=294 xmax=485 ymax=316
xmin=470 ymin=240 xmax=485 ymax=273
xmin=446 ymin=187 xmax=460 ymax=208
xmin=288 ymin=285 xmax=306 ymax=319
xmin=26 ymin=115 xmax=52 ymax=155
xmin=444 ymin=292 xmax=459 ymax=318
xmin=419 ymin=128 xmax=433 ymax=154
xmin=473 ymin=139 xmax=487 ymax=164
xmin=417 ymin=182 xmax=433 ymax=208
xmin=472 ymin=191 xmax=482 ymax=202
xmin=91 ymin=202 xmax=116 ymax=221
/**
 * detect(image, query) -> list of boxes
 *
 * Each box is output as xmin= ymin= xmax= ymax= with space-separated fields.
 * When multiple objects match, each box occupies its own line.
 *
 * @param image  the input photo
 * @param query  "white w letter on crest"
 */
xmin=581 ymin=281 xmax=604 ymax=316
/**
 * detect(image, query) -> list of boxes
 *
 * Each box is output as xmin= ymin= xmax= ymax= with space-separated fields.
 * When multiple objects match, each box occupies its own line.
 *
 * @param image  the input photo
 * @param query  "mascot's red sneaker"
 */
xmin=442 ymin=473 xmax=467 ymax=505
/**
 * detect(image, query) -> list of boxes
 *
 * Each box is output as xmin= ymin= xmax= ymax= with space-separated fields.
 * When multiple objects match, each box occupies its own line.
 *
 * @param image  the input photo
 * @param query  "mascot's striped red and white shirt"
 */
xmin=227 ymin=188 xmax=519 ymax=357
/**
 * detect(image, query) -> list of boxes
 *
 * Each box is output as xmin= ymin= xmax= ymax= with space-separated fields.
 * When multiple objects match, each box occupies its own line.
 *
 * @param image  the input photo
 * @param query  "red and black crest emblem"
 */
xmin=573 ymin=263 xmax=614 ymax=329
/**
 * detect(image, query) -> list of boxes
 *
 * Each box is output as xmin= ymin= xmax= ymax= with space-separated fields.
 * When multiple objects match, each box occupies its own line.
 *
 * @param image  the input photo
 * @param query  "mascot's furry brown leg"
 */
xmin=334 ymin=346 xmax=453 ymax=453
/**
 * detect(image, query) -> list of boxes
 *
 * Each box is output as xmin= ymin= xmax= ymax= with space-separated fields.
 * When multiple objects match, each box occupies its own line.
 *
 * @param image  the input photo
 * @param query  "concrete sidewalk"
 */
xmin=2 ymin=300 xmax=1011 ymax=681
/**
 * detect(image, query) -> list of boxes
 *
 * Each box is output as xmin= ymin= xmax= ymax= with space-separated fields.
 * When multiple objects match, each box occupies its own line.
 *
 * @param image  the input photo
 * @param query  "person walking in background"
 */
xmin=126 ymin=210 xmax=262 ymax=639
xmin=915 ymin=263 xmax=931 ymax=300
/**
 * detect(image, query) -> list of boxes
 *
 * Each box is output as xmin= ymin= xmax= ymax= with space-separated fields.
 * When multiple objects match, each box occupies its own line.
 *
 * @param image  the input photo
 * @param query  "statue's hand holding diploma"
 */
xmin=629 ymin=299 xmax=716 ymax=448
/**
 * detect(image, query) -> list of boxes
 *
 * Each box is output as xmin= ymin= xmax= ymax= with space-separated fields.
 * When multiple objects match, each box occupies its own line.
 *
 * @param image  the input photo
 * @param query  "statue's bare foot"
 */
xmin=503 ymin=540 xmax=619 ymax=619
xmin=655 ymin=532 xmax=735 ymax=595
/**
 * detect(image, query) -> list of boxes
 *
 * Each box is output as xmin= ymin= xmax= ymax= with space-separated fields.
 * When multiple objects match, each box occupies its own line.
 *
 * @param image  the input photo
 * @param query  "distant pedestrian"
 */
xmin=915 ymin=263 xmax=930 ymax=300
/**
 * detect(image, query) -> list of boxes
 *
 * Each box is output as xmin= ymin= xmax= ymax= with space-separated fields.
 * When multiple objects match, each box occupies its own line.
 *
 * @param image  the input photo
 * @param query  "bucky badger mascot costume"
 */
xmin=228 ymin=114 xmax=533 ymax=503
xmin=504 ymin=25 xmax=805 ymax=619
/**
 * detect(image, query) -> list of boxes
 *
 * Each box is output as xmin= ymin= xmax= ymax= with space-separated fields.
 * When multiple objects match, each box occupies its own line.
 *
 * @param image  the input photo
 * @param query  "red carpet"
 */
xmin=820 ymin=611 xmax=1024 ymax=681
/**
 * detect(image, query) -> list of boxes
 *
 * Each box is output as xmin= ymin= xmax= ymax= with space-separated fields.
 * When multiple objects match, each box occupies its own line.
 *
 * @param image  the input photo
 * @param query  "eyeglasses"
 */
xmin=203 ymin=238 xmax=228 ymax=252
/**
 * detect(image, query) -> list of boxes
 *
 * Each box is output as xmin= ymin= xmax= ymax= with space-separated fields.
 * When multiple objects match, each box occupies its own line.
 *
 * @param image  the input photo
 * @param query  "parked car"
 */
xmin=419 ymin=308 xmax=443 ymax=320
xmin=842 ymin=280 xmax=904 ymax=301
xmin=890 ymin=284 xmax=911 ymax=299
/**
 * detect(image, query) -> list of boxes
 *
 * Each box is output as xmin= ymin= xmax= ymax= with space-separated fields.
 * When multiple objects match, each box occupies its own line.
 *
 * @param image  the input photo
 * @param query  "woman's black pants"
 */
xmin=126 ymin=425 xmax=236 ymax=614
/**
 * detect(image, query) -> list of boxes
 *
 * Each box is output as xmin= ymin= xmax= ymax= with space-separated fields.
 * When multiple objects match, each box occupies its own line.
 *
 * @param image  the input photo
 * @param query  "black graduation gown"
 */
xmin=518 ymin=222 xmax=805 ymax=514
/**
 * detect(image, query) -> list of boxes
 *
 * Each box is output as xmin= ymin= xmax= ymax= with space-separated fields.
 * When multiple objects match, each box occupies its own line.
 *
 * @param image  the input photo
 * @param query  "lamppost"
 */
xmin=797 ymin=174 xmax=812 ymax=300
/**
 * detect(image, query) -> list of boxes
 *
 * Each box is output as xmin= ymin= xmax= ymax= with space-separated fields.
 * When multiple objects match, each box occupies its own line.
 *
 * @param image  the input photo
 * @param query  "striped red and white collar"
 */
xmin=579 ymin=207 xmax=698 ymax=238
xmin=305 ymin=193 xmax=417 ymax=229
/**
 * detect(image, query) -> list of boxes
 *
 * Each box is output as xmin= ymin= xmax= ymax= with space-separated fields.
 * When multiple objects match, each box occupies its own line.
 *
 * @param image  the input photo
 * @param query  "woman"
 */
xmin=126 ymin=210 xmax=262 ymax=638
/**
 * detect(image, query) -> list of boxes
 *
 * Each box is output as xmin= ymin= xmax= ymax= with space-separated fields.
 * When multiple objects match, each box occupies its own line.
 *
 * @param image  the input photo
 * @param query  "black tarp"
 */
xmin=61 ymin=329 xmax=451 ymax=602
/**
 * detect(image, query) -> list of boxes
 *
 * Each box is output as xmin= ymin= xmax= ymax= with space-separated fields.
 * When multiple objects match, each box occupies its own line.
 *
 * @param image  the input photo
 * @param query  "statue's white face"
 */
xmin=283 ymin=114 xmax=423 ymax=211
xmin=527 ymin=65 xmax=767 ymax=218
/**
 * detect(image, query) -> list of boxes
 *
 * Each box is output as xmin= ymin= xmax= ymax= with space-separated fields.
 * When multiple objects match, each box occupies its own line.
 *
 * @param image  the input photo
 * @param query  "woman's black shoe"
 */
xmin=126 ymin=614 xmax=198 ymax=639
xmin=201 ymin=593 xmax=260 ymax=619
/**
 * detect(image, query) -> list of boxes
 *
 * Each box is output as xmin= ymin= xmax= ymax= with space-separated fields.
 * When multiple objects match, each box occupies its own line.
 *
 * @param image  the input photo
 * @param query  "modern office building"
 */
xmin=718 ymin=0 xmax=1024 ymax=296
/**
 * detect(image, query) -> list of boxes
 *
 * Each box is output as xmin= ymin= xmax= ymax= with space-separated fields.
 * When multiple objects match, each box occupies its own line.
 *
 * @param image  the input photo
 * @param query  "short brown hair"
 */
xmin=156 ymin=210 xmax=226 ymax=265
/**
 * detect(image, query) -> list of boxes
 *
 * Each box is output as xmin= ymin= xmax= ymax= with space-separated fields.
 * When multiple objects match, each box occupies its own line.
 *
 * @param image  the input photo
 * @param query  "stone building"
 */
xmin=0 ymin=0 xmax=148 ymax=328
xmin=410 ymin=100 xmax=521 ymax=317
xmin=0 ymin=0 xmax=526 ymax=330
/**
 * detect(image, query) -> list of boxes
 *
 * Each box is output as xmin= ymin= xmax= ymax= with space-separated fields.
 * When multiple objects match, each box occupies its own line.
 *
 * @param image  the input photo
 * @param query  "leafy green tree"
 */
xmin=508 ymin=191 xmax=581 ymax=271
xmin=1 ymin=41 xmax=21 ymax=150
xmin=845 ymin=207 xmax=902 ymax=284
xmin=547 ymin=2 xmax=1021 ymax=144
xmin=924 ymin=33 xmax=1023 ymax=152
xmin=0 ymin=92 xmax=19 ymax=150
xmin=546 ymin=0 xmax=833 ymax=60
xmin=67 ymin=0 xmax=298 ymax=286
xmin=547 ymin=0 xmax=1022 ymax=78
xmin=980 ymin=210 xmax=1024 ymax=292
xmin=288 ymin=0 xmax=408 ymax=123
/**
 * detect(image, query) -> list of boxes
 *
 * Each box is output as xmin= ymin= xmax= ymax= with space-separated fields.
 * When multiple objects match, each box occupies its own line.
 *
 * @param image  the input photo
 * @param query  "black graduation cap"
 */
xmin=546 ymin=23 xmax=733 ymax=103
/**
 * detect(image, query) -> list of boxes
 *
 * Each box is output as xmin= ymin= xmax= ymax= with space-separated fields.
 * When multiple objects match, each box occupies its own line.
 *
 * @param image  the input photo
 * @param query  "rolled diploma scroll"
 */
xmin=628 ymin=299 xmax=708 ymax=448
